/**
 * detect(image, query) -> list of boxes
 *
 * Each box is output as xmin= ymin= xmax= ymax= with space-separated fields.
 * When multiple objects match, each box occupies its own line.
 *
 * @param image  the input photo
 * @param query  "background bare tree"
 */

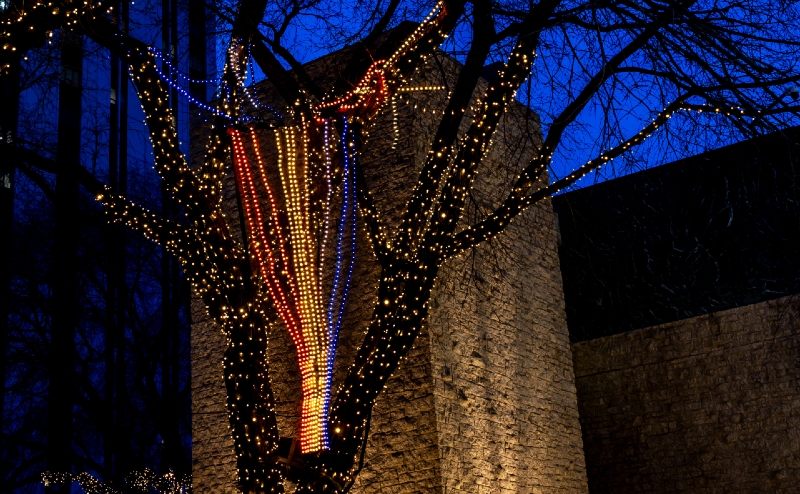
xmin=1 ymin=1 xmax=200 ymax=492
xmin=2 ymin=0 xmax=799 ymax=493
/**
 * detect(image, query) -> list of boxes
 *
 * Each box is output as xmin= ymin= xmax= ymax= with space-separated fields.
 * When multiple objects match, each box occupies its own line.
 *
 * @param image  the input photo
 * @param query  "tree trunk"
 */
xmin=115 ymin=1 xmax=131 ymax=477
xmin=46 ymin=30 xmax=83 ymax=493
xmin=104 ymin=2 xmax=130 ymax=480
xmin=0 ymin=42 xmax=20 ymax=448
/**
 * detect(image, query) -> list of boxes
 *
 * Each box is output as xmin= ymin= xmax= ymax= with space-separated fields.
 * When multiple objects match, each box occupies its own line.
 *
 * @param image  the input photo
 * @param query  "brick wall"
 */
xmin=572 ymin=294 xmax=800 ymax=493
xmin=190 ymin=51 xmax=588 ymax=492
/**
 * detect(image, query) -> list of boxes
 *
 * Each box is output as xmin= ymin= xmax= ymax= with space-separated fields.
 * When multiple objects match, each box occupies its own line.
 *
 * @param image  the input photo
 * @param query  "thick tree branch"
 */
xmin=391 ymin=0 xmax=494 ymax=254
xmin=364 ymin=0 xmax=403 ymax=45
xmin=101 ymin=193 xmax=207 ymax=271
xmin=251 ymin=37 xmax=308 ymax=112
xmin=259 ymin=32 xmax=325 ymax=101
xmin=412 ymin=0 xmax=564 ymax=257
xmin=446 ymin=97 xmax=690 ymax=256
xmin=75 ymin=15 xmax=252 ymax=292
xmin=353 ymin=144 xmax=393 ymax=264
xmin=204 ymin=0 xmax=302 ymax=112
xmin=232 ymin=0 xmax=269 ymax=42
xmin=324 ymin=0 xmax=467 ymax=115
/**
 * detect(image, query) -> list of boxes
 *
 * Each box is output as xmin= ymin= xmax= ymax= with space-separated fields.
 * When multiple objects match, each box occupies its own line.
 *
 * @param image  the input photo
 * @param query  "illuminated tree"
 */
xmin=2 ymin=0 xmax=799 ymax=492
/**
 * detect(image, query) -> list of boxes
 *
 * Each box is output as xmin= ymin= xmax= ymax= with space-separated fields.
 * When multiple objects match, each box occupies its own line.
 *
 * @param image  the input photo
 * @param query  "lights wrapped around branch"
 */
xmin=313 ymin=1 xmax=446 ymax=123
xmin=229 ymin=115 xmax=357 ymax=453
xmin=227 ymin=42 xmax=283 ymax=119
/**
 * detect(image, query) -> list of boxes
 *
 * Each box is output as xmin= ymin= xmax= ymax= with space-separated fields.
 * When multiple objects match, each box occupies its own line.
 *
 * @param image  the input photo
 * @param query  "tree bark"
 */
xmin=103 ymin=1 xmax=131 ymax=481
xmin=46 ymin=30 xmax=83 ymax=493
xmin=0 ymin=35 xmax=20 ymax=449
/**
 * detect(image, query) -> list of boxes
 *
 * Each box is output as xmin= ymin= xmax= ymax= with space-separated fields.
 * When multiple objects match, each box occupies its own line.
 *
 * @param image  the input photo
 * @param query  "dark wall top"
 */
xmin=554 ymin=127 xmax=800 ymax=342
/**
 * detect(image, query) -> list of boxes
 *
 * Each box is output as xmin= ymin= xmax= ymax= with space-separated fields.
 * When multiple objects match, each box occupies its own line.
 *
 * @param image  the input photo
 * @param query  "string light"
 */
xmin=150 ymin=59 xmax=231 ymax=117
xmin=144 ymin=43 xmax=279 ymax=123
xmin=149 ymin=47 xmax=221 ymax=85
xmin=227 ymin=42 xmax=282 ymax=119
xmin=42 ymin=470 xmax=191 ymax=494
xmin=229 ymin=114 xmax=357 ymax=453
xmin=326 ymin=116 xmax=357 ymax=426
xmin=396 ymin=85 xmax=446 ymax=92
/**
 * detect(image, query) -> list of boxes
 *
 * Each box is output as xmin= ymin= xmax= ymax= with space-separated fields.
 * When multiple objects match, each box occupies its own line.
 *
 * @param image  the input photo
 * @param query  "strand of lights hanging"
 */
xmin=228 ymin=114 xmax=357 ymax=453
xmin=211 ymin=0 xmax=445 ymax=456
xmin=148 ymin=60 xmax=233 ymax=118
xmin=144 ymin=0 xmax=445 ymax=125
xmin=146 ymin=42 xmax=282 ymax=123
xmin=148 ymin=47 xmax=222 ymax=85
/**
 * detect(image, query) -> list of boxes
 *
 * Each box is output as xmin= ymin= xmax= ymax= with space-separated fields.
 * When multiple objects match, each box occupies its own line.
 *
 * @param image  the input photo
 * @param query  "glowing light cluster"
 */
xmin=396 ymin=85 xmax=446 ymax=92
xmin=313 ymin=1 xmax=446 ymax=122
xmin=42 ymin=469 xmax=191 ymax=494
xmin=229 ymin=116 xmax=356 ymax=453
xmin=315 ymin=61 xmax=389 ymax=117
xmin=227 ymin=42 xmax=282 ymax=118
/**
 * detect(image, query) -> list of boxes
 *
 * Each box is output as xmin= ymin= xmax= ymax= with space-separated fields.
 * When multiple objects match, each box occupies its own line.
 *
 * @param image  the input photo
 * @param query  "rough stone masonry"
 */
xmin=573 ymin=294 xmax=800 ymax=494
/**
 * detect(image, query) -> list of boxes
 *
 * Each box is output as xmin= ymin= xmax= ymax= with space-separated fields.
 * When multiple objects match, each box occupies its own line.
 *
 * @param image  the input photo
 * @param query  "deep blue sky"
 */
xmin=215 ymin=0 xmax=800 ymax=192
xmin=18 ymin=0 xmax=799 ymax=198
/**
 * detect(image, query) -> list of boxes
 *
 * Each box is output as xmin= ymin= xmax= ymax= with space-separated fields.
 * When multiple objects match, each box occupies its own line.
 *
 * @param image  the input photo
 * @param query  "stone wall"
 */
xmin=429 ymin=194 xmax=588 ymax=493
xmin=191 ymin=299 xmax=240 ymax=493
xmin=572 ymin=294 xmax=800 ymax=493
xmin=190 ymin=50 xmax=588 ymax=492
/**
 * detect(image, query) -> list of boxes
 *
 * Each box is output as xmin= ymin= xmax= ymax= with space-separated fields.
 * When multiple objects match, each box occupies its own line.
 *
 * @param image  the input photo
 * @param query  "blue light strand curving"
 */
xmin=149 ymin=61 xmax=233 ymax=118
xmin=324 ymin=116 xmax=358 ymax=425
xmin=148 ymin=47 xmax=222 ymax=85
xmin=148 ymin=43 xmax=282 ymax=122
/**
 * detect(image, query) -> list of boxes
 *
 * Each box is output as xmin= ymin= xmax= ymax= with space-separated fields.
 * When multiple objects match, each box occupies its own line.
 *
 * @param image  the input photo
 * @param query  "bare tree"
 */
xmin=2 ymin=2 xmax=194 ymax=487
xmin=2 ymin=0 xmax=799 ymax=493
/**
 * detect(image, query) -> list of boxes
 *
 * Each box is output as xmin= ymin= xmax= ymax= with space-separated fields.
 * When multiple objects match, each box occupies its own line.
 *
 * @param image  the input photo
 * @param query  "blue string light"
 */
xmin=337 ymin=119 xmax=357 ymax=345
xmin=324 ymin=116 xmax=358 ymax=430
xmin=147 ymin=44 xmax=281 ymax=123
xmin=150 ymin=60 xmax=231 ymax=118
xmin=148 ymin=47 xmax=222 ymax=85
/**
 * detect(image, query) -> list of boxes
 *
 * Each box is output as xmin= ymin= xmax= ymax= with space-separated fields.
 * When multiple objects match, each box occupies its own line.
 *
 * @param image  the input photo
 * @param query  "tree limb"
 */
xmin=446 ymin=97 xmax=690 ymax=256
xmin=415 ymin=0 xmax=564 ymax=258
